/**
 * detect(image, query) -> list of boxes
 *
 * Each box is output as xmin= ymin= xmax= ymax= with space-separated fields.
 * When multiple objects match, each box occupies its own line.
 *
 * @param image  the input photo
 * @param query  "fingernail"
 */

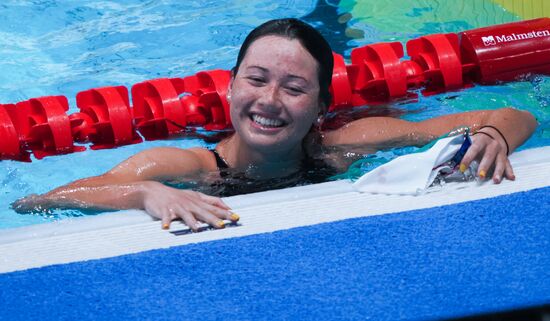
xmin=459 ymin=163 xmax=467 ymax=173
xmin=479 ymin=170 xmax=486 ymax=178
xmin=216 ymin=220 xmax=225 ymax=228
xmin=162 ymin=223 xmax=169 ymax=230
xmin=230 ymin=213 xmax=240 ymax=221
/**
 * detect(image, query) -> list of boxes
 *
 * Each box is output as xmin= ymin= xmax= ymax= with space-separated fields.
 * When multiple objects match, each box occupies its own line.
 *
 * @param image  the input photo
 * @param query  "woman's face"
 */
xmin=229 ymin=35 xmax=322 ymax=154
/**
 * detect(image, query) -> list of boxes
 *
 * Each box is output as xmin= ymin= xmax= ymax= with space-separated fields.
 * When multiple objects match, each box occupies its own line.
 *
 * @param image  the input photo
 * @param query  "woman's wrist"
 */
xmin=138 ymin=181 xmax=166 ymax=208
xmin=474 ymin=125 xmax=509 ymax=155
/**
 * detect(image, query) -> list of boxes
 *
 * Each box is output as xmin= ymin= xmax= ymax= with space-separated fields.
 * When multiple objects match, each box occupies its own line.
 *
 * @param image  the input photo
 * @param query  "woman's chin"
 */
xmin=242 ymin=133 xmax=298 ymax=153
xmin=234 ymin=120 xmax=303 ymax=152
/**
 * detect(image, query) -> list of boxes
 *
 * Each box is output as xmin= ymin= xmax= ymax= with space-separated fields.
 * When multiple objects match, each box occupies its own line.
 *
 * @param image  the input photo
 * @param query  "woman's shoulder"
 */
xmin=134 ymin=146 xmax=205 ymax=158
xmin=128 ymin=146 xmax=218 ymax=174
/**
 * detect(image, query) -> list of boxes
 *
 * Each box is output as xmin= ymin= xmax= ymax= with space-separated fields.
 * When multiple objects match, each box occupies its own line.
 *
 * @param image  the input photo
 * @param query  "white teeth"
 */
xmin=251 ymin=114 xmax=284 ymax=127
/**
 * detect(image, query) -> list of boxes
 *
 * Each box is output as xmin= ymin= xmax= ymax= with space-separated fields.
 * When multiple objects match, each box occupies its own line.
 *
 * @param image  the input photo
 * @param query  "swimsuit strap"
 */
xmin=211 ymin=149 xmax=229 ymax=170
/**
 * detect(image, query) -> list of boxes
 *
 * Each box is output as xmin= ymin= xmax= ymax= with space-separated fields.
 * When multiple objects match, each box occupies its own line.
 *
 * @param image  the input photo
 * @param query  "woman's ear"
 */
xmin=227 ymin=71 xmax=235 ymax=102
xmin=316 ymin=114 xmax=325 ymax=127
xmin=226 ymin=88 xmax=232 ymax=102
xmin=314 ymin=102 xmax=327 ymax=128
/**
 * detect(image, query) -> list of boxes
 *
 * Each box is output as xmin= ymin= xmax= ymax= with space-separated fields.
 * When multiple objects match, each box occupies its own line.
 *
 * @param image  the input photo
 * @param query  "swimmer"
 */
xmin=12 ymin=18 xmax=538 ymax=231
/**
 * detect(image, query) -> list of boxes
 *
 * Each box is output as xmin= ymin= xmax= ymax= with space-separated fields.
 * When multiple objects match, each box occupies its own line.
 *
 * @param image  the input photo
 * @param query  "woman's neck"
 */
xmin=218 ymin=134 xmax=304 ymax=177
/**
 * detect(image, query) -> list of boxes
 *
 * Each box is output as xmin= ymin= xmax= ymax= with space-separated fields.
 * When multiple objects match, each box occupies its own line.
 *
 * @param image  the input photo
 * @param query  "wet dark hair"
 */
xmin=233 ymin=18 xmax=334 ymax=110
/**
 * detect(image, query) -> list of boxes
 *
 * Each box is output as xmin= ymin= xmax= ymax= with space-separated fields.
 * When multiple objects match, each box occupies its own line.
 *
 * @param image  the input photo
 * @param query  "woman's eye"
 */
xmin=246 ymin=76 xmax=265 ymax=85
xmin=285 ymin=86 xmax=305 ymax=95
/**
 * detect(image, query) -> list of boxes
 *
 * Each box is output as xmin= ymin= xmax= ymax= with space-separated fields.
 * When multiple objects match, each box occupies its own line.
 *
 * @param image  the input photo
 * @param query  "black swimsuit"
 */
xmin=206 ymin=149 xmax=338 ymax=197
xmin=211 ymin=149 xmax=230 ymax=175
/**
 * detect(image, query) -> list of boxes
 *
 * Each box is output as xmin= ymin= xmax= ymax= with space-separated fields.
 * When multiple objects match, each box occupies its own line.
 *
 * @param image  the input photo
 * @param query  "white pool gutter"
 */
xmin=1 ymin=146 xmax=549 ymax=274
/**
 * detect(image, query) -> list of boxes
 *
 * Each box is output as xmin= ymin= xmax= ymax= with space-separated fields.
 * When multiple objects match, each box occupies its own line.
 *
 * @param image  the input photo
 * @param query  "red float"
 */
xmin=349 ymin=42 xmax=408 ymax=103
xmin=183 ymin=70 xmax=232 ymax=130
xmin=0 ymin=18 xmax=548 ymax=161
xmin=14 ymin=96 xmax=84 ymax=159
xmin=132 ymin=78 xmax=186 ymax=140
xmin=329 ymin=53 xmax=353 ymax=111
xmin=0 ymin=103 xmax=28 ymax=161
xmin=460 ymin=17 xmax=550 ymax=83
xmin=76 ymin=86 xmax=141 ymax=149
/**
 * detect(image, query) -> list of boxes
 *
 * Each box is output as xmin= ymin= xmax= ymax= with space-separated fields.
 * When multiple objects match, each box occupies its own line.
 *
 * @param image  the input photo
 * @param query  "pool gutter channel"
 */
xmin=0 ymin=146 xmax=549 ymax=274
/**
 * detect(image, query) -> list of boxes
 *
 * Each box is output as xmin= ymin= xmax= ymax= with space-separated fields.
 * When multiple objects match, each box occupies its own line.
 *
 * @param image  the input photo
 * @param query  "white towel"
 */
xmin=353 ymin=134 xmax=474 ymax=195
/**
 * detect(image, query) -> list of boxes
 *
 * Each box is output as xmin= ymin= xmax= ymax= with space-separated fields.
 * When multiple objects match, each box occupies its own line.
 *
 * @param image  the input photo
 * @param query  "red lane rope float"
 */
xmin=132 ymin=77 xmax=186 ymax=140
xmin=407 ymin=33 xmax=465 ymax=92
xmin=1 ymin=18 xmax=549 ymax=161
xmin=460 ymin=18 xmax=550 ymax=83
xmin=329 ymin=53 xmax=353 ymax=111
xmin=15 ymin=96 xmax=85 ymax=160
xmin=0 ymin=103 xmax=27 ymax=161
xmin=182 ymin=70 xmax=231 ymax=131
xmin=349 ymin=42 xmax=409 ymax=103
xmin=76 ymin=86 xmax=141 ymax=149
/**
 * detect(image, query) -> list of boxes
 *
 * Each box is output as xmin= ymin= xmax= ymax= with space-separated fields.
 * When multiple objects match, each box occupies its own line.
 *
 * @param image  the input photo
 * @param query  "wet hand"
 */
xmin=141 ymin=182 xmax=239 ymax=231
xmin=11 ymin=194 xmax=42 ymax=213
xmin=459 ymin=130 xmax=515 ymax=184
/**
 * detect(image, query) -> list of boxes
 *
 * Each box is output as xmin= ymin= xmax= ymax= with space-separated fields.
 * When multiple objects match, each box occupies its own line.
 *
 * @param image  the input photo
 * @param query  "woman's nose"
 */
xmin=257 ymin=84 xmax=282 ymax=111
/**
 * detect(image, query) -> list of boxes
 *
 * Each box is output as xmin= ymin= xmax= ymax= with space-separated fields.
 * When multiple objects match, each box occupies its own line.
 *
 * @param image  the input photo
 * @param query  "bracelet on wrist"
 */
xmin=475 ymin=125 xmax=510 ymax=155
xmin=472 ymin=131 xmax=495 ymax=141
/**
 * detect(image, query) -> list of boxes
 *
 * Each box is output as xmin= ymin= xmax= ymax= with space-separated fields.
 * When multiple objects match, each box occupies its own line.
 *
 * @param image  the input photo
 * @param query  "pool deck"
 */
xmin=0 ymin=146 xmax=549 ymax=320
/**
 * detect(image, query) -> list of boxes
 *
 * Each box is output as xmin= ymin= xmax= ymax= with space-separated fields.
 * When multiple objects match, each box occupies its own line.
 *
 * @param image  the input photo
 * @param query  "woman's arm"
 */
xmin=323 ymin=107 xmax=538 ymax=182
xmin=411 ymin=108 xmax=537 ymax=153
xmin=12 ymin=147 xmax=238 ymax=230
xmin=324 ymin=108 xmax=536 ymax=150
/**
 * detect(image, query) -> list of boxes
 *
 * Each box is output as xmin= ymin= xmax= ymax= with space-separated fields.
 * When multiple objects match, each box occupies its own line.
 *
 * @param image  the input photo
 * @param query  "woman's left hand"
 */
xmin=459 ymin=130 xmax=515 ymax=184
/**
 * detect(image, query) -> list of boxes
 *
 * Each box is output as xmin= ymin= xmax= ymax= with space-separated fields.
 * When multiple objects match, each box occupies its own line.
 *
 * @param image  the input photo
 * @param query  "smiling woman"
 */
xmin=12 ymin=18 xmax=538 ymax=231
xmin=229 ymin=36 xmax=321 ymax=157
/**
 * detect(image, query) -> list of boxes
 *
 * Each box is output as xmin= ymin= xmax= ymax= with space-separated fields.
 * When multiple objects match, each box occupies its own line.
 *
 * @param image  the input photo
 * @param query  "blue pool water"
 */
xmin=0 ymin=0 xmax=549 ymax=229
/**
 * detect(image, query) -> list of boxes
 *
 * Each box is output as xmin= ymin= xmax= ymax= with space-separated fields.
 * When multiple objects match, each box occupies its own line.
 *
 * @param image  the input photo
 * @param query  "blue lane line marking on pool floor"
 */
xmin=0 ymin=187 xmax=549 ymax=321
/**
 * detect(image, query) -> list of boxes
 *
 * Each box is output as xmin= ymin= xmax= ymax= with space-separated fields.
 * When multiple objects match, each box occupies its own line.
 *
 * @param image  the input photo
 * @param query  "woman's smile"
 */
xmin=247 ymin=108 xmax=291 ymax=138
xmin=250 ymin=113 xmax=286 ymax=129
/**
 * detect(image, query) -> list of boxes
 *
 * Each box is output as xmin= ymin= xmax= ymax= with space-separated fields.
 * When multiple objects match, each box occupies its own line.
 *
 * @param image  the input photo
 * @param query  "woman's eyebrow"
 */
xmin=246 ymin=65 xmax=268 ymax=72
xmin=246 ymin=65 xmax=310 ymax=84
